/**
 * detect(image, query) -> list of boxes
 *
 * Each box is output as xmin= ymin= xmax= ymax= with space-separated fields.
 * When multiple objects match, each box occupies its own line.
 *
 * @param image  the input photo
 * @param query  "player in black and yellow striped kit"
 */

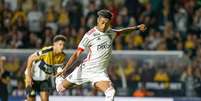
xmin=25 ymin=35 xmax=66 ymax=101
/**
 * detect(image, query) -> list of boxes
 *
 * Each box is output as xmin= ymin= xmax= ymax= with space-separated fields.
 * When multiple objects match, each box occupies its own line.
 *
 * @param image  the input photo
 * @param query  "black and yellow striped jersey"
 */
xmin=36 ymin=46 xmax=66 ymax=66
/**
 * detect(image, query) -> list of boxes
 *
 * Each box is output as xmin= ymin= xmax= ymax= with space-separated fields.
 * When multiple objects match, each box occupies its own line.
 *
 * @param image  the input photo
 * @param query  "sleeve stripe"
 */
xmin=42 ymin=47 xmax=53 ymax=54
xmin=77 ymin=47 xmax=84 ymax=52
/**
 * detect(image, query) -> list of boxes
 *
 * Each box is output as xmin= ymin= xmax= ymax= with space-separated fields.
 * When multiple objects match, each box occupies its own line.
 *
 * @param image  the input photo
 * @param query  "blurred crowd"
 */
xmin=0 ymin=0 xmax=201 ymax=98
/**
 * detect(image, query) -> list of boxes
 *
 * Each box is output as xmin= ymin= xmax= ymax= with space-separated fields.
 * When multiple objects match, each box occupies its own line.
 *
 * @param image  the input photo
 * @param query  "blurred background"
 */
xmin=0 ymin=0 xmax=201 ymax=100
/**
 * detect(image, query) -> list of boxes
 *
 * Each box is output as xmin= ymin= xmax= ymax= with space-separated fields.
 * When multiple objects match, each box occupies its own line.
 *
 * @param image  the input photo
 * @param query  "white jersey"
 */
xmin=78 ymin=27 xmax=116 ymax=73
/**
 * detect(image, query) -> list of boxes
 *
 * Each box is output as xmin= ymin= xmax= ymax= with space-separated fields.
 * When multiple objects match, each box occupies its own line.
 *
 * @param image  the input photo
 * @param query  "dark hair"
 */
xmin=97 ymin=9 xmax=113 ymax=20
xmin=53 ymin=35 xmax=66 ymax=42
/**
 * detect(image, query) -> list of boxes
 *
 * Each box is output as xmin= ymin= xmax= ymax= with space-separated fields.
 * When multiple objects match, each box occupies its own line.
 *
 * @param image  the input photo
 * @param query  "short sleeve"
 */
xmin=78 ymin=34 xmax=90 ymax=51
xmin=35 ymin=46 xmax=53 ymax=58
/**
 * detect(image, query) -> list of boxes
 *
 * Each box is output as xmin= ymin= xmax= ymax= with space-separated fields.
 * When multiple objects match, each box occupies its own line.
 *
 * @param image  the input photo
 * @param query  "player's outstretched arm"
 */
xmin=25 ymin=53 xmax=40 ymax=87
xmin=56 ymin=49 xmax=83 ymax=78
xmin=112 ymin=24 xmax=146 ymax=34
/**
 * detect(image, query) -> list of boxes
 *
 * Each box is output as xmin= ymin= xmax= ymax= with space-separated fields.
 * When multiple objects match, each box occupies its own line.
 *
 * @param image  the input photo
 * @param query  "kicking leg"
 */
xmin=55 ymin=77 xmax=73 ymax=93
xmin=94 ymin=81 xmax=115 ymax=101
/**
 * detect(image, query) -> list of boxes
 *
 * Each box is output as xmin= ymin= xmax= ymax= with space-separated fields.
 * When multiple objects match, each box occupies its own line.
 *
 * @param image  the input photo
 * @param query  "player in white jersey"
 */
xmin=56 ymin=9 xmax=146 ymax=101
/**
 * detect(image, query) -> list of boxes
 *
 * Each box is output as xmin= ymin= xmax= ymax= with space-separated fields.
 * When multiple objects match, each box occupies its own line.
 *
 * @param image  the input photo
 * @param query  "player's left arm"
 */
xmin=112 ymin=24 xmax=146 ymax=35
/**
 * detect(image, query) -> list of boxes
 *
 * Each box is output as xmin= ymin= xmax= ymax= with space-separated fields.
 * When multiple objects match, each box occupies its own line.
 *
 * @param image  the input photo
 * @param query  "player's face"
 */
xmin=54 ymin=40 xmax=65 ymax=53
xmin=97 ymin=16 xmax=111 ymax=32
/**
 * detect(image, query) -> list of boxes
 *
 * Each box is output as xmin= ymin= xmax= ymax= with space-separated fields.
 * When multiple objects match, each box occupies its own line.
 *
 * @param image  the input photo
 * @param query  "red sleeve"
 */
xmin=77 ymin=47 xmax=84 ymax=52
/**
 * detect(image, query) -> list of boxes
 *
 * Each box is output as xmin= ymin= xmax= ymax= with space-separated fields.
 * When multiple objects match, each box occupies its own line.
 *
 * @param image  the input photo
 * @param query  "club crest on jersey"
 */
xmin=97 ymin=41 xmax=111 ymax=50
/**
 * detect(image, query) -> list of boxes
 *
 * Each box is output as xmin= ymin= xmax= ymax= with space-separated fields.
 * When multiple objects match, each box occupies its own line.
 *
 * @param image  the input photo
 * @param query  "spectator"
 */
xmin=174 ymin=6 xmax=188 ymax=36
xmin=132 ymin=84 xmax=154 ymax=97
xmin=194 ymin=67 xmax=201 ymax=97
xmin=12 ymin=80 xmax=26 ymax=97
xmin=21 ymin=0 xmax=34 ymax=13
xmin=4 ymin=0 xmax=18 ymax=11
xmin=180 ymin=65 xmax=197 ymax=97
xmin=116 ymin=59 xmax=135 ymax=80
xmin=27 ymin=32 xmax=42 ymax=48
xmin=0 ymin=34 xmax=7 ymax=48
xmin=185 ymin=34 xmax=196 ymax=58
xmin=65 ymin=0 xmax=83 ymax=30
xmin=144 ymin=30 xmax=162 ymax=50
xmin=58 ymin=7 xmax=70 ymax=28
xmin=132 ymin=32 xmax=143 ymax=49
xmin=11 ymin=8 xmax=26 ymax=26
xmin=27 ymin=4 xmax=43 ymax=34
xmin=192 ymin=8 xmax=201 ymax=33
xmin=154 ymin=68 xmax=170 ymax=82
xmin=45 ymin=6 xmax=58 ymax=34
xmin=141 ymin=61 xmax=155 ymax=82
xmin=85 ymin=0 xmax=98 ymax=29
xmin=43 ymin=27 xmax=54 ymax=46
xmin=0 ymin=56 xmax=10 ymax=101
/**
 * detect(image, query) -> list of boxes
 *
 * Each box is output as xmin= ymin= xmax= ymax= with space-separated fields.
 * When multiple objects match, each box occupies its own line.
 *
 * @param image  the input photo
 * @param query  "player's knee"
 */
xmin=56 ymin=83 xmax=66 ymax=92
xmin=41 ymin=97 xmax=49 ymax=101
xmin=26 ymin=96 xmax=35 ymax=101
xmin=56 ymin=77 xmax=65 ymax=92
xmin=104 ymin=87 xmax=115 ymax=97
xmin=55 ymin=77 xmax=72 ymax=92
xmin=40 ymin=92 xmax=49 ymax=101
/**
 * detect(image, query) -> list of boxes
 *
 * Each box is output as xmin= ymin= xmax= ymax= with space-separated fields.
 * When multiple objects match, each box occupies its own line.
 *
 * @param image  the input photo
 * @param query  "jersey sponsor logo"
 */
xmin=97 ymin=41 xmax=111 ymax=50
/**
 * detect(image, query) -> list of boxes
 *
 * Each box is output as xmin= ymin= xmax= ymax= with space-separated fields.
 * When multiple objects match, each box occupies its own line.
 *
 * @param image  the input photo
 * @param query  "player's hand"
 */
xmin=56 ymin=71 xmax=63 ymax=77
xmin=25 ymin=76 xmax=33 ymax=87
xmin=56 ymin=70 xmax=65 ymax=78
xmin=138 ymin=24 xmax=146 ymax=32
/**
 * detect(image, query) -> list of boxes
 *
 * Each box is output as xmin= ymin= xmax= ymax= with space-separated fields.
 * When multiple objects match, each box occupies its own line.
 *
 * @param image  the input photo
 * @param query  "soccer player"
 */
xmin=25 ymin=35 xmax=66 ymax=101
xmin=56 ymin=9 xmax=146 ymax=101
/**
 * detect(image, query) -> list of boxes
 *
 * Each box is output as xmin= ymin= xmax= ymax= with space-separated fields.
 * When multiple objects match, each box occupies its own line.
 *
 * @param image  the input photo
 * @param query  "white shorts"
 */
xmin=55 ymin=64 xmax=111 ymax=90
xmin=66 ymin=64 xmax=110 ymax=86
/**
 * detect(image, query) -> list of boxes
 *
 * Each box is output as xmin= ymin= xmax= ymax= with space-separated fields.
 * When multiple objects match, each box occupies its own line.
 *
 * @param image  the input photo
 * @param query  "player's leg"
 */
xmin=94 ymin=81 xmax=115 ymax=101
xmin=26 ymin=85 xmax=36 ymax=101
xmin=55 ymin=77 xmax=74 ymax=92
xmin=26 ymin=96 xmax=35 ymax=101
xmin=40 ymin=91 xmax=49 ymax=101
xmin=38 ymin=80 xmax=51 ymax=101
xmin=56 ymin=66 xmax=85 ymax=93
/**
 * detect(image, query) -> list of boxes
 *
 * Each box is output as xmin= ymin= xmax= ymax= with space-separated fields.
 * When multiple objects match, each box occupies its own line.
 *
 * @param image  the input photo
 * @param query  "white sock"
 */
xmin=104 ymin=87 xmax=115 ymax=101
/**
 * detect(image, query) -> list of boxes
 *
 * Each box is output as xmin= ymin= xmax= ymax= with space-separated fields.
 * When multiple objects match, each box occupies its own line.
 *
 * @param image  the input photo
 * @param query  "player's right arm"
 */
xmin=25 ymin=52 xmax=40 ymax=87
xmin=61 ymin=48 xmax=83 ymax=77
xmin=57 ymin=33 xmax=90 ymax=78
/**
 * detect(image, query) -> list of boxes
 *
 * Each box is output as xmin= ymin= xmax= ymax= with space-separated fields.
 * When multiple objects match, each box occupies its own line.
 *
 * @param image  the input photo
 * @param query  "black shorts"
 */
xmin=26 ymin=80 xmax=51 ymax=97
